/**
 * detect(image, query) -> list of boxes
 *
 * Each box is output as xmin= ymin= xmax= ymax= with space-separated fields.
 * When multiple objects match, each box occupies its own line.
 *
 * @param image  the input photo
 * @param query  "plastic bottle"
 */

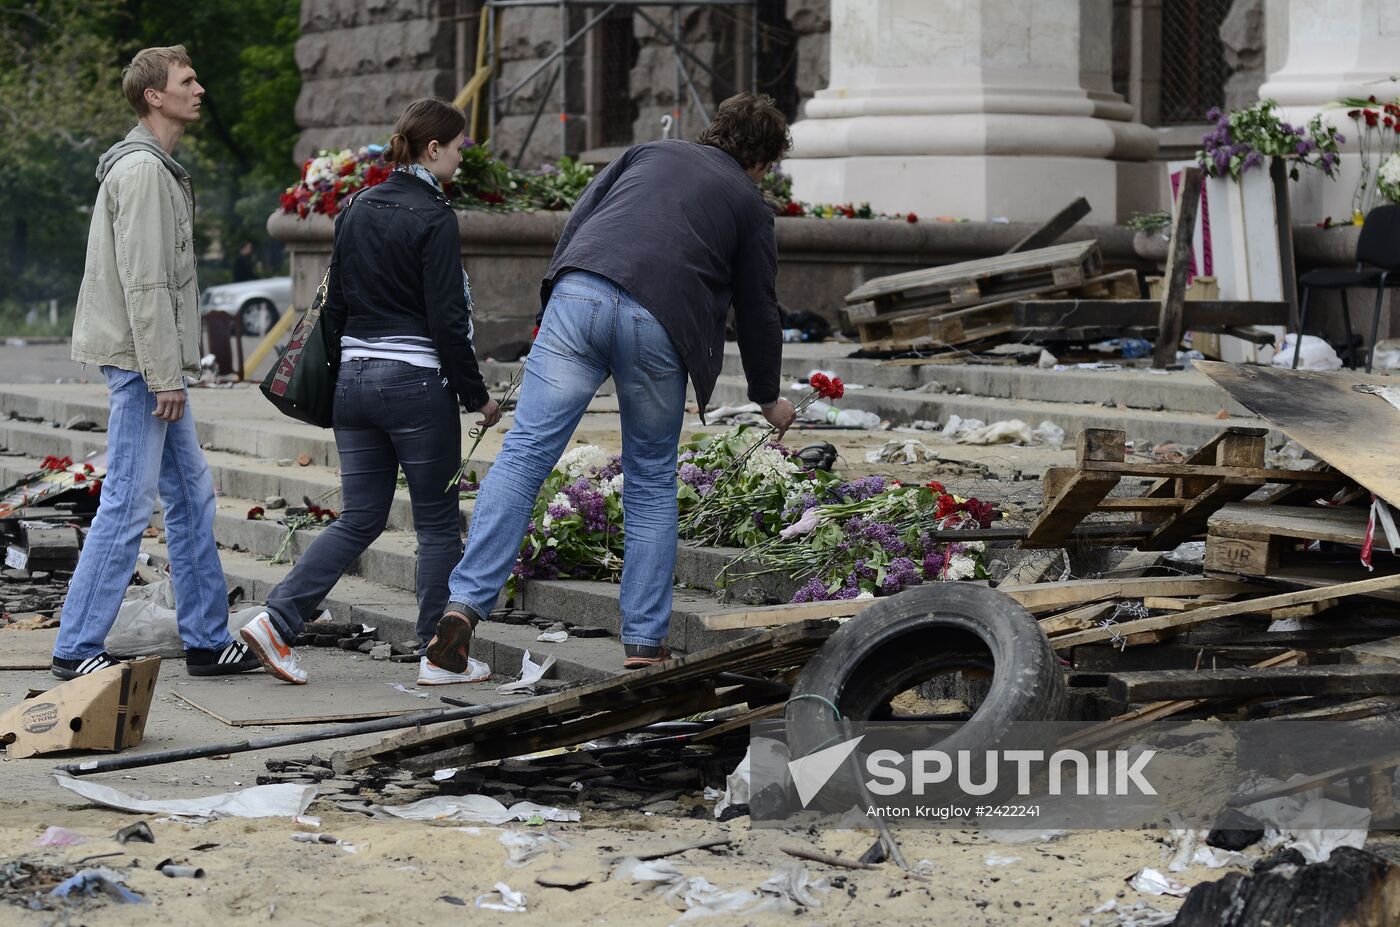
xmin=806 ymin=400 xmax=881 ymax=428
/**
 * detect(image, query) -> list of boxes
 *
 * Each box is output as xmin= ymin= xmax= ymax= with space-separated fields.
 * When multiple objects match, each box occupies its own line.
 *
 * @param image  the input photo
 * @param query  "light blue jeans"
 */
xmin=448 ymin=270 xmax=688 ymax=647
xmin=54 ymin=367 xmax=232 ymax=660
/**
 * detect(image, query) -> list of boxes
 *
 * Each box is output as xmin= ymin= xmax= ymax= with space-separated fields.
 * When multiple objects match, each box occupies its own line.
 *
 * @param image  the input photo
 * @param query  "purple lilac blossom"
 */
xmin=881 ymin=557 xmax=921 ymax=595
xmin=791 ymin=576 xmax=831 ymax=603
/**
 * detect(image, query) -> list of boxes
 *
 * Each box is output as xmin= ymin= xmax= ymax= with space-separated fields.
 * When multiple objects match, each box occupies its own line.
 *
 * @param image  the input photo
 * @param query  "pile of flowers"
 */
xmin=40 ymin=455 xmax=101 ymax=496
xmin=761 ymin=168 xmax=919 ymax=223
xmin=510 ymin=446 xmax=626 ymax=594
xmin=1340 ymin=96 xmax=1400 ymax=217
xmin=1197 ymin=100 xmax=1343 ymax=181
xmin=280 ymin=139 xmax=595 ymax=219
xmin=506 ymin=426 xmax=995 ymax=604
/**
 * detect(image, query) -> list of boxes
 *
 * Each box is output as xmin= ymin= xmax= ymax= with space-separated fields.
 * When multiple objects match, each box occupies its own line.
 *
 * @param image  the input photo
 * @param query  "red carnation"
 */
xmin=1366 ymin=111 xmax=1379 ymax=127
xmin=247 ymin=506 xmax=265 ymax=520
xmin=934 ymin=495 xmax=961 ymax=520
xmin=339 ymin=160 xmax=356 ymax=176
xmin=906 ymin=212 xmax=919 ymax=224
xmin=827 ymin=376 xmax=845 ymax=400
xmin=784 ymin=201 xmax=803 ymax=217
xmin=808 ymin=372 xmax=831 ymax=394
xmin=925 ymin=480 xmax=946 ymax=494
xmin=72 ymin=472 xmax=86 ymax=483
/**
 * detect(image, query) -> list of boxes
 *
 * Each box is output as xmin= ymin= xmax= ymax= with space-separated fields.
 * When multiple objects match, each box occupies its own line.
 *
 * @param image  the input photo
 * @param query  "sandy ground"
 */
xmin=2 ymin=790 xmax=1206 ymax=927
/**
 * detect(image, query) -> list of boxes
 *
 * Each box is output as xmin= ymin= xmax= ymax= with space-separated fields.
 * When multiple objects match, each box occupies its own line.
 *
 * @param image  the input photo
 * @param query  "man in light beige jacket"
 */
xmin=53 ymin=46 xmax=258 ymax=680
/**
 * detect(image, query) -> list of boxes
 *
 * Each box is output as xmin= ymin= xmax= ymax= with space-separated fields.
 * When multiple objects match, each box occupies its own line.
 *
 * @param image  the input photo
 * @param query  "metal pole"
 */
xmin=487 ymin=1 xmax=498 ymax=146
xmin=559 ymin=0 xmax=569 ymax=159
xmin=749 ymin=0 xmax=759 ymax=95
xmin=53 ymin=698 xmax=535 ymax=777
xmin=673 ymin=4 xmax=682 ymax=138
xmin=514 ymin=61 xmax=564 ymax=168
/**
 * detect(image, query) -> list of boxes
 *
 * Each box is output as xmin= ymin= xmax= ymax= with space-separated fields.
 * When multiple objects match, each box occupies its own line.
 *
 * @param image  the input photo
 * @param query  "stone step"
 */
xmin=716 ymin=342 xmax=1255 ymax=417
xmin=520 ymin=578 xmax=745 ymax=655
xmin=708 ymin=374 xmax=1266 ymax=448
xmin=139 ymin=540 xmax=619 ymax=684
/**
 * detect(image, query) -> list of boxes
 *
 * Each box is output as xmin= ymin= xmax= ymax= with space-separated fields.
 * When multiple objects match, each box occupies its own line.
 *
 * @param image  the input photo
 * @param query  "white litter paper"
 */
xmin=863 ymin=438 xmax=936 ymax=464
xmin=497 ymin=649 xmax=557 ymax=695
xmin=1127 ymin=867 xmax=1189 ymax=897
xmin=475 ymin=882 xmax=527 ymax=913
xmin=374 ymin=794 xmax=579 ymax=825
xmin=54 ymin=773 xmax=315 ymax=820
xmin=1283 ymin=798 xmax=1371 ymax=864
xmin=391 ymin=683 xmax=430 ymax=698
xmin=536 ymin=629 xmax=569 ymax=643
xmin=984 ymin=853 xmax=1022 ymax=866
xmin=500 ymin=829 xmax=569 ymax=867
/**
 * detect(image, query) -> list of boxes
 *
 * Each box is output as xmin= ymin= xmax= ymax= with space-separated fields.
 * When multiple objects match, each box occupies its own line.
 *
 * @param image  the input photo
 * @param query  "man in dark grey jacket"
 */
xmin=429 ymin=92 xmax=795 ymax=672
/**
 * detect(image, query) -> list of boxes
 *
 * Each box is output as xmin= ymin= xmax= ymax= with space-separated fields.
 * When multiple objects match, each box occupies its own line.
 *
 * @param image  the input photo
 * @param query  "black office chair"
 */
xmin=1294 ymin=204 xmax=1400 ymax=372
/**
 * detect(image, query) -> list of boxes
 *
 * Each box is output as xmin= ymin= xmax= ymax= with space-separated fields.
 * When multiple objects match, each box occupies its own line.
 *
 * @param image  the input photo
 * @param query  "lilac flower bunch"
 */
xmin=1198 ymin=100 xmax=1343 ymax=181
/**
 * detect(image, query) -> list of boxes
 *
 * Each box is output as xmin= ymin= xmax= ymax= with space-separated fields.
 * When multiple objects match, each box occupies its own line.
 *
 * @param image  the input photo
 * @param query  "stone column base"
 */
xmin=782 ymin=155 xmax=1164 ymax=222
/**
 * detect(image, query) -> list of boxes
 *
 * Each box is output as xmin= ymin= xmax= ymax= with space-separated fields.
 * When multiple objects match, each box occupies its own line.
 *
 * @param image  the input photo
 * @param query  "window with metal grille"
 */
xmin=1158 ymin=0 xmax=1231 ymax=125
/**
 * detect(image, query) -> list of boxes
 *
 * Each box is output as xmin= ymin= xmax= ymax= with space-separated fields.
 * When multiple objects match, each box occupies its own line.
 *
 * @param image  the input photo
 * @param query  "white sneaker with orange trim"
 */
xmin=416 ymin=656 xmax=490 ymax=686
xmin=239 ymin=611 xmax=308 ymax=685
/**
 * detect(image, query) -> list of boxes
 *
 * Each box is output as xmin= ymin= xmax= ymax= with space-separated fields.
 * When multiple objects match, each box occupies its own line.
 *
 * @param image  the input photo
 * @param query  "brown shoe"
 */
xmin=622 ymin=643 xmax=671 ymax=670
xmin=426 ymin=609 xmax=478 ymax=674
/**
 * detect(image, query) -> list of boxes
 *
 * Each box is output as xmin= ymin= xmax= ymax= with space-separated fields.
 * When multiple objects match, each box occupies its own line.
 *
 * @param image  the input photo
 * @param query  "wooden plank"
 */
xmin=1038 ymin=601 xmax=1116 ymax=636
xmin=336 ymin=620 xmax=833 ymax=771
xmin=171 ymin=681 xmax=440 ymax=726
xmin=1208 ymin=502 xmax=1371 ymax=546
xmin=1013 ymin=299 xmax=1291 ymax=329
xmin=1093 ymin=497 xmax=1189 ymax=512
xmin=1000 ymin=576 xmax=1260 ymax=614
xmin=1271 ymin=155 xmax=1302 ymax=334
xmin=401 ymin=687 xmax=725 ymax=772
xmin=1023 ymin=428 xmax=1125 ymax=547
xmin=1203 ymin=534 xmax=1281 ymax=576
xmin=1154 ymin=165 xmax=1203 ymax=368
xmin=1078 ymin=459 xmax=1346 ymax=485
xmin=1110 ymin=664 xmax=1400 ymax=702
xmin=1072 ymin=268 xmax=1140 ymax=299
xmin=1142 ymin=477 xmax=1264 ymax=550
xmin=1198 ymin=362 xmax=1400 ymax=509
xmin=689 ymin=702 xmax=787 ymax=742
xmin=846 ymin=240 xmax=1100 ymax=304
xmin=1048 ymin=572 xmax=1400 ymax=649
xmin=1059 ymin=651 xmax=1304 ymax=750
xmin=1006 ymin=196 xmax=1091 ymax=253
xmin=1144 ymin=427 xmax=1269 ymax=500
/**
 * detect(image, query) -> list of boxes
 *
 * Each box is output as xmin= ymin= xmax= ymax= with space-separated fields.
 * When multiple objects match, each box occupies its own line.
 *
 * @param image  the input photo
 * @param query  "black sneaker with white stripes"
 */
xmin=185 ymin=640 xmax=261 ymax=677
xmin=51 ymin=652 xmax=122 ymax=680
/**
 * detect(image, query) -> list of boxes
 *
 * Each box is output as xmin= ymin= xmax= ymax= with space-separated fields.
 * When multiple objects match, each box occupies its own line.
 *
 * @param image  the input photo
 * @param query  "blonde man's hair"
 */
xmin=122 ymin=46 xmax=192 ymax=117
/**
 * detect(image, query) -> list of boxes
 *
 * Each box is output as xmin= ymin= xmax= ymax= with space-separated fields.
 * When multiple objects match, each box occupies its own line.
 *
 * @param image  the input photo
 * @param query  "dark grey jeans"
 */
xmin=265 ymin=358 xmax=462 ymax=643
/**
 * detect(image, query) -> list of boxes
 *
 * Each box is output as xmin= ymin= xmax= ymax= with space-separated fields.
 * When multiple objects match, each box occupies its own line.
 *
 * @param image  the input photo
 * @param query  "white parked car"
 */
xmin=200 ymin=276 xmax=292 ymax=337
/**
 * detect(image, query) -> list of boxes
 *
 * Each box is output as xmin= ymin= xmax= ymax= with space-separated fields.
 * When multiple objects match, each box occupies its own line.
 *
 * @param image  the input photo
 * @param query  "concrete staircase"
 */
xmin=0 ymin=344 xmax=1266 ymax=684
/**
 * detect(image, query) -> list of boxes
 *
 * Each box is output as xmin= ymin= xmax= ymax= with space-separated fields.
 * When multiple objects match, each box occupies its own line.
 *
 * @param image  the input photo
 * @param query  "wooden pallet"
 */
xmin=853 ymin=268 xmax=1135 ymax=353
xmin=1204 ymin=501 xmax=1375 ymax=578
xmin=1021 ymin=426 xmax=1349 ymax=551
xmin=845 ymin=240 xmax=1103 ymax=323
xmin=333 ymin=620 xmax=834 ymax=775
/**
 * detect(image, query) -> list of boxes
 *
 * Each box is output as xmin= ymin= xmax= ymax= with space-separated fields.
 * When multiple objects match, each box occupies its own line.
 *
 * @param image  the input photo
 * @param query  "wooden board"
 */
xmin=171 ymin=680 xmax=436 ymax=726
xmin=1013 ymin=299 xmax=1291 ymax=329
xmin=1209 ymin=502 xmax=1370 ymax=545
xmin=1197 ymin=362 xmax=1400 ymax=508
xmin=1006 ymin=196 xmax=1091 ymax=253
xmin=336 ymin=620 xmax=834 ymax=772
xmin=1109 ymin=664 xmax=1400 ymax=702
xmin=1154 ymin=166 xmax=1202 ymax=368
xmin=1048 ymin=572 xmax=1400 ymax=649
xmin=699 ymin=576 xmax=1259 ymax=631
xmin=0 ymin=628 xmax=58 ymax=670
xmin=846 ymin=240 xmax=1101 ymax=312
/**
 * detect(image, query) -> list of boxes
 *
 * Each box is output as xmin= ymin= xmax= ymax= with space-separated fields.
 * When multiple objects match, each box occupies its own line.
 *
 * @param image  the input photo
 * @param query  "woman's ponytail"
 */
xmin=385 ymin=100 xmax=467 ymax=164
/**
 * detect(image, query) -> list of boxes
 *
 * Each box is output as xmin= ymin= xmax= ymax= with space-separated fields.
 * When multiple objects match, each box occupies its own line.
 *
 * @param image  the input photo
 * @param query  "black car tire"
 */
xmin=784 ymin=583 xmax=1067 ymax=810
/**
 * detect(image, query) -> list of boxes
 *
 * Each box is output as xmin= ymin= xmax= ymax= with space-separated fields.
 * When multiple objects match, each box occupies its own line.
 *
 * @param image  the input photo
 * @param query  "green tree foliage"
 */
xmin=0 ymin=0 xmax=131 ymax=311
xmin=0 ymin=0 xmax=300 ymax=320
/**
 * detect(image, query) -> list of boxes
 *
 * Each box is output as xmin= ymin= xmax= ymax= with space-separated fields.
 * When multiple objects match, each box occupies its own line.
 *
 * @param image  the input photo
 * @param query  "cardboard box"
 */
xmin=0 ymin=657 xmax=161 ymax=758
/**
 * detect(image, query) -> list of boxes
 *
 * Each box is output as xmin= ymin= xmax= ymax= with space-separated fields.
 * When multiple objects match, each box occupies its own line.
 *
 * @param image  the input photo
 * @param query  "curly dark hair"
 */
xmin=695 ymin=92 xmax=792 ymax=170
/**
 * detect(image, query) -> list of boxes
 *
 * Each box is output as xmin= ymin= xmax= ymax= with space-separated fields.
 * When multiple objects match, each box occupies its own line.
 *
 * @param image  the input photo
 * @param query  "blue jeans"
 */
xmin=265 ymin=359 xmax=462 ymax=643
xmin=55 ymin=367 xmax=231 ymax=660
xmin=448 ymin=270 xmax=688 ymax=647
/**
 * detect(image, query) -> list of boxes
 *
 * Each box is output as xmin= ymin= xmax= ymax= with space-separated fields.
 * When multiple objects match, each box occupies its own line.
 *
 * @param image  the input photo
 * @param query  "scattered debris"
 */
xmin=53 ymin=772 xmax=317 ymax=819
